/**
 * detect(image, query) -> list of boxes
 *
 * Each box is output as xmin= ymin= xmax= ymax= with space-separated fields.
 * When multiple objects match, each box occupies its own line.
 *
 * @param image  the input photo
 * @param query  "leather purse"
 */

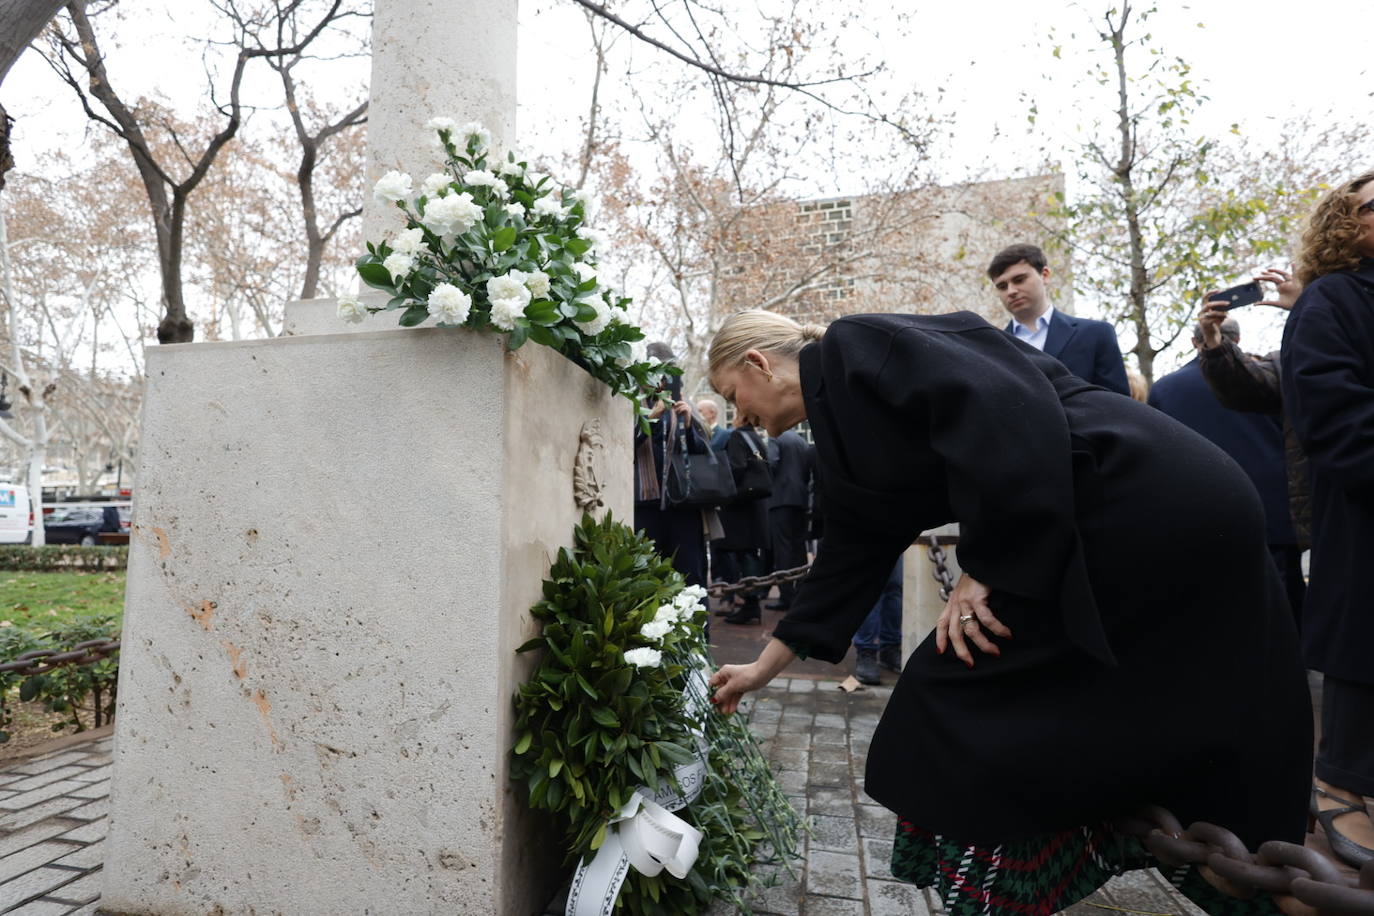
xmin=731 ymin=428 xmax=773 ymax=501
xmin=660 ymin=410 xmax=736 ymax=509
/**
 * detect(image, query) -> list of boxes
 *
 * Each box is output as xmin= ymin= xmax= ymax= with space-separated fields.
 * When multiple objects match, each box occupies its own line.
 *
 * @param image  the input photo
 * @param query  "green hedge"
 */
xmin=0 ymin=615 xmax=120 ymax=743
xmin=0 ymin=545 xmax=128 ymax=571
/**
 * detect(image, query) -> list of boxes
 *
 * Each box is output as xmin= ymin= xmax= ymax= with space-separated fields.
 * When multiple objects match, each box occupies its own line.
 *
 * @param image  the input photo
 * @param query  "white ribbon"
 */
xmin=565 ymin=658 xmax=714 ymax=916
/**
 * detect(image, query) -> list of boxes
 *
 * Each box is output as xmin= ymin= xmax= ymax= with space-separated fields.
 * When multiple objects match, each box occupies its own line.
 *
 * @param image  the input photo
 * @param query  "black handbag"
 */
xmin=732 ymin=428 xmax=773 ymax=501
xmin=660 ymin=410 xmax=736 ymax=508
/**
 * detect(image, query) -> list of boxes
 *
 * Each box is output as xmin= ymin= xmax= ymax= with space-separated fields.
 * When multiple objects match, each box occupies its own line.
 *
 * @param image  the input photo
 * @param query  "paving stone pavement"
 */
xmin=0 ymin=685 xmax=1205 ymax=915
xmin=0 ymin=734 xmax=111 ymax=915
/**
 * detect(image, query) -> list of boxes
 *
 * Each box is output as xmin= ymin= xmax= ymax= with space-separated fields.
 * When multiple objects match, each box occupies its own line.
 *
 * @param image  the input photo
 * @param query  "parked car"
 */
xmin=44 ymin=506 xmax=123 ymax=546
xmin=0 ymin=484 xmax=32 ymax=544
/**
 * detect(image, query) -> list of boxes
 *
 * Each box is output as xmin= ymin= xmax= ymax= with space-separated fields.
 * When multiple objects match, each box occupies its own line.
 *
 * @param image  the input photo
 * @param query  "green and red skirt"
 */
xmin=892 ymin=818 xmax=1282 ymax=916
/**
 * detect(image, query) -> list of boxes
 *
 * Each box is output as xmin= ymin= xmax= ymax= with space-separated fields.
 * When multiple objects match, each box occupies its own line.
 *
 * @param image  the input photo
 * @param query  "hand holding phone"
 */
xmin=1206 ymin=281 xmax=1264 ymax=311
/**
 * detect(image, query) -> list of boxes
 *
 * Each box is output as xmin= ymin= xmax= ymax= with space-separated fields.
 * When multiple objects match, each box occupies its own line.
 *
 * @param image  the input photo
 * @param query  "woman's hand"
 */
xmin=647 ymin=399 xmax=668 ymax=420
xmin=709 ymin=638 xmax=796 ymax=714
xmin=935 ymin=573 xmax=1012 ymax=668
xmin=709 ymin=663 xmax=770 ymax=714
xmin=671 ymin=400 xmax=692 ymax=418
xmin=1255 ymin=266 xmax=1302 ymax=310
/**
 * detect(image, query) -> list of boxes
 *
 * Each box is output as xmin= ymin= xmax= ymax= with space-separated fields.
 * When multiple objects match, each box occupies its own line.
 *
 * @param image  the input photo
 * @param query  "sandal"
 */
xmin=1310 ymin=783 xmax=1365 ymax=821
xmin=1316 ymin=805 xmax=1374 ymax=867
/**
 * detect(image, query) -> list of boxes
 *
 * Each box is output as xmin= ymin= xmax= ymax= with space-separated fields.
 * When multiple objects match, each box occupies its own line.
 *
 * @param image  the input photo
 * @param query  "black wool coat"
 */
xmin=716 ymin=427 xmax=771 ymax=551
xmin=775 ymin=313 xmax=1311 ymax=847
xmin=1281 ymin=259 xmax=1374 ymax=684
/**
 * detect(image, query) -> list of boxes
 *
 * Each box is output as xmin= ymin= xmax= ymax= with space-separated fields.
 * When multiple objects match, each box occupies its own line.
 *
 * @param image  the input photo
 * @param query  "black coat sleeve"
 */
xmin=773 ymin=317 xmax=1114 ymax=665
xmin=1282 ymin=277 xmax=1374 ymax=497
xmin=1198 ymin=340 xmax=1282 ymax=415
xmin=1090 ymin=323 xmax=1131 ymax=396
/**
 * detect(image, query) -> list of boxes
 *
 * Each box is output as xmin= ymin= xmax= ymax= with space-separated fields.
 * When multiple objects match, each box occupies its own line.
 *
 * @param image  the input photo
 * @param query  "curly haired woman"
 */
xmin=1282 ymin=170 xmax=1374 ymax=866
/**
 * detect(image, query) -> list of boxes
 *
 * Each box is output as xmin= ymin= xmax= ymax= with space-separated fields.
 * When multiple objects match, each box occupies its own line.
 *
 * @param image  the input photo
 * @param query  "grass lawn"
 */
xmin=0 ymin=570 xmax=125 ymax=635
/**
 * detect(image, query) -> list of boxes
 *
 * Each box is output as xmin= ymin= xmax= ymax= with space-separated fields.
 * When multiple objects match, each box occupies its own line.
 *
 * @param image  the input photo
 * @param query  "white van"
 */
xmin=0 ymin=484 xmax=33 ymax=544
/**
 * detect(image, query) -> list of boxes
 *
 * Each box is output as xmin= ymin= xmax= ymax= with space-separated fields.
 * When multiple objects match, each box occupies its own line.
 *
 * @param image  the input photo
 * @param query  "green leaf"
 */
xmin=549 ymin=758 xmax=564 ymax=778
xmin=357 ymin=261 xmax=394 ymax=290
xmin=514 ymin=731 xmax=533 ymax=755
xmin=590 ymin=706 xmax=619 ymax=728
xmin=565 ymin=239 xmax=591 ymax=257
xmin=507 ymin=324 xmax=530 ymax=350
xmin=398 ymin=303 xmax=430 ymax=327
xmin=492 ymin=226 xmax=518 ymax=251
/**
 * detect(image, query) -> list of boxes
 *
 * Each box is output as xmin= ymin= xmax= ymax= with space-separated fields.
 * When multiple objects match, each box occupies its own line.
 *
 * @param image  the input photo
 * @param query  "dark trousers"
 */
xmin=854 ymin=558 xmax=903 ymax=649
xmin=768 ymin=506 xmax=807 ymax=606
xmin=1316 ymin=675 xmax=1374 ymax=796
xmin=725 ymin=548 xmax=767 ymax=608
xmin=634 ymin=504 xmax=706 ymax=589
xmin=1268 ymin=544 xmax=1306 ymax=627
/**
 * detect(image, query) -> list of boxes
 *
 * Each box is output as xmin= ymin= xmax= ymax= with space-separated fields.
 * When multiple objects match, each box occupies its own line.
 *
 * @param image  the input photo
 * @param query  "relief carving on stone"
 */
xmin=573 ymin=419 xmax=605 ymax=511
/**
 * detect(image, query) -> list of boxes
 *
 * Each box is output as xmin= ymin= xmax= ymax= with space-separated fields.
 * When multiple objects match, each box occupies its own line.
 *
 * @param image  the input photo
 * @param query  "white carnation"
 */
xmin=463 ymin=169 xmax=509 ymax=197
xmin=460 ymin=121 xmax=491 ymax=151
xmin=573 ymin=298 xmax=612 ymax=337
xmin=422 ymin=192 xmax=483 ymax=237
xmin=615 ymin=339 xmax=649 ymax=369
xmin=653 ymin=603 xmax=678 ymax=624
xmin=382 ymin=251 xmax=414 ymax=280
xmin=639 ymin=619 xmax=673 ymax=642
xmin=623 ymin=647 xmax=663 ymax=669
xmin=426 ymin=116 xmax=457 ymax=133
xmin=337 ymin=293 xmax=367 ymax=324
xmin=524 ymin=271 xmax=551 ymax=299
xmin=531 ymin=195 xmax=569 ymax=221
xmin=581 ymin=227 xmax=610 ymax=251
xmin=421 ymin=173 xmax=452 ymax=199
xmin=498 ymin=160 xmax=525 ymax=178
xmin=390 ymin=227 xmax=427 ymax=256
xmin=488 ymin=296 xmax=526 ymax=331
xmin=428 ymin=283 xmax=472 ymax=325
xmin=573 ymin=261 xmax=597 ymax=283
xmin=571 ymin=187 xmax=595 ymax=209
xmin=373 ymin=170 xmax=413 ymax=204
xmin=675 ymin=585 xmax=708 ymax=610
xmin=487 ymin=270 xmax=531 ymax=305
xmin=504 ymin=202 xmax=526 ymax=219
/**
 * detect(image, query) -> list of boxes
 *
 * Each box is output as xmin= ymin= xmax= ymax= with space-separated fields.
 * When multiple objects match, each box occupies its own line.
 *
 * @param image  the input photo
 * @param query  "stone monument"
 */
xmin=100 ymin=2 xmax=628 ymax=913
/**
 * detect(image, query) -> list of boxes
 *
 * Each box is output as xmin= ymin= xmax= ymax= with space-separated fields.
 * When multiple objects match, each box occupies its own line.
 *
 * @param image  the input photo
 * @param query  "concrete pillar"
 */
xmin=901 ymin=525 xmax=961 ymax=661
xmin=362 ymin=0 xmax=518 ymax=242
xmin=102 ymin=328 xmax=630 ymax=914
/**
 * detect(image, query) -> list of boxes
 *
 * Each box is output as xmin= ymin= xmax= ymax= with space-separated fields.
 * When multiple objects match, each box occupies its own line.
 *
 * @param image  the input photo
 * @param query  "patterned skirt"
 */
xmin=892 ymin=818 xmax=1283 ymax=916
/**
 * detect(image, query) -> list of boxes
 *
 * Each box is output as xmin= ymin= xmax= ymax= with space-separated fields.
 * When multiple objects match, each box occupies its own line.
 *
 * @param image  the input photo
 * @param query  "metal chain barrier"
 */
xmin=925 ymin=533 xmax=956 ymax=601
xmin=706 ymin=564 xmax=811 ymax=597
xmin=924 ymin=537 xmax=1374 ymax=915
xmin=0 ymin=639 xmax=121 ymax=676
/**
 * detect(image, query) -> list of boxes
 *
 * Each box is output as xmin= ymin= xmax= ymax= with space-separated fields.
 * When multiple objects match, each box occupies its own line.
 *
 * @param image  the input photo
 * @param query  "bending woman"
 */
xmin=708 ymin=310 xmax=1311 ymax=915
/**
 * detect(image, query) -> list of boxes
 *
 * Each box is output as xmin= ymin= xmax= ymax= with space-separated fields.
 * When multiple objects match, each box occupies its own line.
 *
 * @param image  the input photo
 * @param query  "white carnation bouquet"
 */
xmin=343 ymin=119 xmax=675 ymax=416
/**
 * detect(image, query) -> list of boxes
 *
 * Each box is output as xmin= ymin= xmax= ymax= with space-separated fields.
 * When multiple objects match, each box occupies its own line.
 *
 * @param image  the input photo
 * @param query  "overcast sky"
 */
xmin=5 ymin=0 xmax=1371 ymax=363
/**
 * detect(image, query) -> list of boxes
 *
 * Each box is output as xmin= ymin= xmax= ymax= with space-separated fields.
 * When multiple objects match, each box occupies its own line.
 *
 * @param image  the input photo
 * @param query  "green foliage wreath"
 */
xmin=512 ymin=514 xmax=800 ymax=914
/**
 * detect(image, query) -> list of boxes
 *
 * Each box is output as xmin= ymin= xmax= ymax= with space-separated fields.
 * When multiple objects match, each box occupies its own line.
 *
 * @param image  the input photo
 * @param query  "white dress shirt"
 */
xmin=1011 ymin=305 xmax=1055 ymax=351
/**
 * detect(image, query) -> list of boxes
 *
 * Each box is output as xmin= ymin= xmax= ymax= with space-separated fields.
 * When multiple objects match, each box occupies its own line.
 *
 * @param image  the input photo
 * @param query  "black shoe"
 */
xmin=854 ymin=648 xmax=881 ymax=685
xmin=878 ymin=644 xmax=903 ymax=673
xmin=723 ymin=606 xmax=761 ymax=625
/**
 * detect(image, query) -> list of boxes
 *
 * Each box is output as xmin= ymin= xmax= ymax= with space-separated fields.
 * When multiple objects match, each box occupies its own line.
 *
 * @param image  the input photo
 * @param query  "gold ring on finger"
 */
xmin=958 ymin=614 xmax=975 ymax=623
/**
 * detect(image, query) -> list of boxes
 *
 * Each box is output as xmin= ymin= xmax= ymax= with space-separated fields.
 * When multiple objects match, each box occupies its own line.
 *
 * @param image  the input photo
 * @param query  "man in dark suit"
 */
xmin=764 ymin=429 xmax=810 ymax=611
xmin=989 ymin=243 xmax=1130 ymax=395
xmin=1148 ymin=317 xmax=1301 ymax=619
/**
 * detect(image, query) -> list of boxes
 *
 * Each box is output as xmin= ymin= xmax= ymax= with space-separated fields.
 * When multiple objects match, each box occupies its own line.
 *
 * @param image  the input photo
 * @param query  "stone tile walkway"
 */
xmin=0 ymin=733 xmax=111 ymax=915
xmin=739 ymin=677 xmax=1201 ymax=916
xmin=0 ymin=684 xmax=1204 ymax=915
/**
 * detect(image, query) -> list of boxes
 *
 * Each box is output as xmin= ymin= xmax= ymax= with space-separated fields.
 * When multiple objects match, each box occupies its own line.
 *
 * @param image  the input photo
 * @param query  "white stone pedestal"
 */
xmin=902 ymin=525 xmax=962 ymax=661
xmin=102 ymin=328 xmax=631 ymax=915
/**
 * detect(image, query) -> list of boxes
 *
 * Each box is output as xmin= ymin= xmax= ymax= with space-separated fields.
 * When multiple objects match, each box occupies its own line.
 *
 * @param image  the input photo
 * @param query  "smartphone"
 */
xmin=1211 ymin=281 xmax=1263 ymax=311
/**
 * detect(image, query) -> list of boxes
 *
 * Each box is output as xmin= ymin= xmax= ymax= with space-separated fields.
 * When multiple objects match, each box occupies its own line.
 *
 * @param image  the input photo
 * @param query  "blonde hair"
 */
xmin=1297 ymin=171 xmax=1374 ymax=286
xmin=708 ymin=310 xmax=827 ymax=382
